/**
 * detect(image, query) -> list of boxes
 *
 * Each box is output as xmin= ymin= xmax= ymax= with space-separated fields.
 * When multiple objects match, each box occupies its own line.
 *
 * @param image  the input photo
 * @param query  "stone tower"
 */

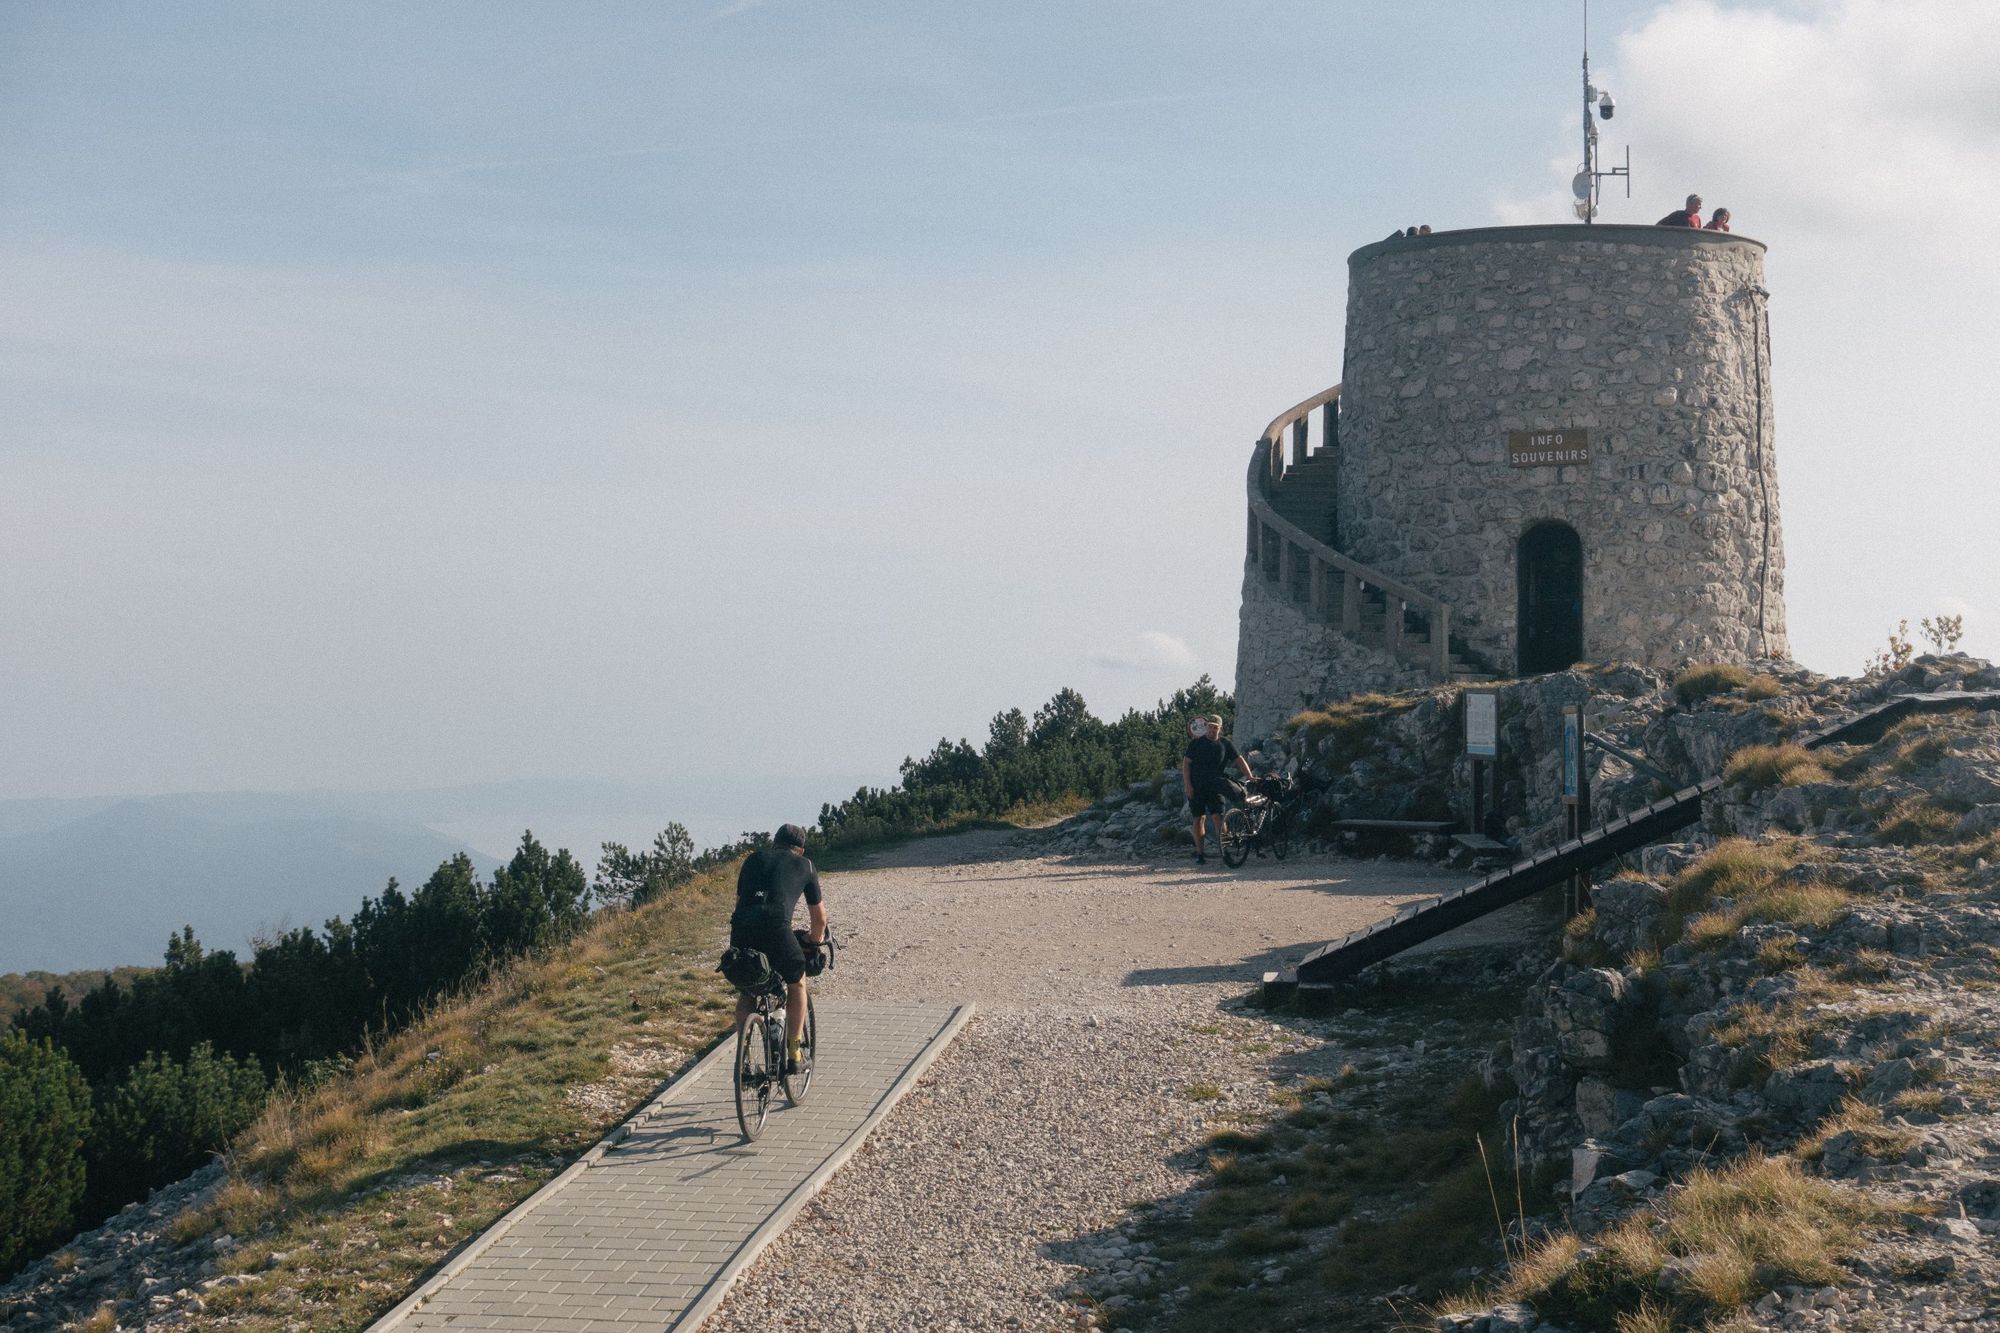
xmin=1234 ymin=224 xmax=1787 ymax=742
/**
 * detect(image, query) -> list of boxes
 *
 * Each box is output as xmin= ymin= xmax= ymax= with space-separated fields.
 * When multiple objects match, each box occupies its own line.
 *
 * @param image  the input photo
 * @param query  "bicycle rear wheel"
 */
xmin=1221 ymin=808 xmax=1253 ymax=868
xmin=783 ymin=994 xmax=816 ymax=1105
xmin=735 ymin=1013 xmax=773 ymax=1141
xmin=1269 ymin=806 xmax=1293 ymax=860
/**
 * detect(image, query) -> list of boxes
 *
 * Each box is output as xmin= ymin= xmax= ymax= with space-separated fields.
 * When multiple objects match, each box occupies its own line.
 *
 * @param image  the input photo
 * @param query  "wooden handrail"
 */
xmin=1260 ymin=382 xmax=1342 ymax=445
xmin=1247 ymin=384 xmax=1454 ymax=681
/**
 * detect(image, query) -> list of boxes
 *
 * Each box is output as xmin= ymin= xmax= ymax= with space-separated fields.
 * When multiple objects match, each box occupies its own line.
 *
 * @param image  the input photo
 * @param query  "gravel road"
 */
xmin=701 ymin=834 xmax=1488 ymax=1333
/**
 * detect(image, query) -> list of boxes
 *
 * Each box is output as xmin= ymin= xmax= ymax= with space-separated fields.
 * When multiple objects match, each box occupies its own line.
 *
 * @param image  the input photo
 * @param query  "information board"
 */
xmin=1465 ymin=689 xmax=1498 ymax=759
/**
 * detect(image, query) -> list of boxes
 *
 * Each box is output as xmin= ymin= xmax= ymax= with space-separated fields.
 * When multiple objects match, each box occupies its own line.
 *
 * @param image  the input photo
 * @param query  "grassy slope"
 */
xmin=162 ymin=863 xmax=744 ymax=1330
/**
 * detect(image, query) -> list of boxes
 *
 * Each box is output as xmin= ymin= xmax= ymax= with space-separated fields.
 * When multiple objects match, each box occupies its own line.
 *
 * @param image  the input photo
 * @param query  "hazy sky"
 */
xmin=5 ymin=0 xmax=1996 ymax=810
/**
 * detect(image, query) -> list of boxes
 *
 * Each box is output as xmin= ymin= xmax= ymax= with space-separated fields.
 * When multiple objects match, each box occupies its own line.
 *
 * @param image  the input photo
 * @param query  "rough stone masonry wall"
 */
xmin=1333 ymin=225 xmax=1788 ymax=674
xmin=1233 ymin=564 xmax=1429 ymax=746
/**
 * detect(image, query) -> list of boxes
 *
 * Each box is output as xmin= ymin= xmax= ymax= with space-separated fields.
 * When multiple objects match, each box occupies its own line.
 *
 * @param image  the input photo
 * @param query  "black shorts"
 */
xmin=1189 ymin=783 xmax=1227 ymax=817
xmin=730 ymin=919 xmax=807 ymax=984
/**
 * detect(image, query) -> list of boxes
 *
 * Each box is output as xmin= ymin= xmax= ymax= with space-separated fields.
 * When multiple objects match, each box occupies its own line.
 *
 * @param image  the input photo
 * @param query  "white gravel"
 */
xmin=700 ymin=832 xmax=1486 ymax=1332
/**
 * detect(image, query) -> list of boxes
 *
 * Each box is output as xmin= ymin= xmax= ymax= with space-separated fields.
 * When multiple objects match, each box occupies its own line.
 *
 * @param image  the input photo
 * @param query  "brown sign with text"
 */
xmin=1507 ymin=429 xmax=1591 ymax=467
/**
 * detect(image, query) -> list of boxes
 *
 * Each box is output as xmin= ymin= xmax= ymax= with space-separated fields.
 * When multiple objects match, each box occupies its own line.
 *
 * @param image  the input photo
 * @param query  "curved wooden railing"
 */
xmin=1248 ymin=384 xmax=1456 ymax=681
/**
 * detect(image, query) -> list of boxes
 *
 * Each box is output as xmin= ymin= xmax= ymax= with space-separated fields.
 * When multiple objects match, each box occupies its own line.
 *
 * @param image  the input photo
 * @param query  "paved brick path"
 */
xmin=370 ymin=1000 xmax=970 ymax=1333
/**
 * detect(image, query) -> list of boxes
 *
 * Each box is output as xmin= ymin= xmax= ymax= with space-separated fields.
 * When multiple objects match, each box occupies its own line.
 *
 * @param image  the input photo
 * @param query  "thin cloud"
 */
xmin=965 ymin=90 xmax=1230 ymax=126
xmin=372 ymin=89 xmax=1238 ymax=187
xmin=1090 ymin=631 xmax=1198 ymax=673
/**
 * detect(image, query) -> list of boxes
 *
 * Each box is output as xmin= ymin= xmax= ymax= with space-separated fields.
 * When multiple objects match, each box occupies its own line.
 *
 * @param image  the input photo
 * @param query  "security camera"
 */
xmin=1597 ymin=90 xmax=1616 ymax=119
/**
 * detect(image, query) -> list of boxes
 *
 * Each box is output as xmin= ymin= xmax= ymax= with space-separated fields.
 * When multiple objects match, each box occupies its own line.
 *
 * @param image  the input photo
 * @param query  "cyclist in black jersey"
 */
xmin=729 ymin=824 xmax=828 ymax=1072
xmin=1183 ymin=713 xmax=1252 ymax=864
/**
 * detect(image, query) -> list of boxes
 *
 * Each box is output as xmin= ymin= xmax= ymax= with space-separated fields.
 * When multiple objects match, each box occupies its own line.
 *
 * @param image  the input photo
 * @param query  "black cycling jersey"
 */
xmin=731 ymin=846 xmax=823 ymax=932
xmin=1184 ymin=734 xmax=1242 ymax=787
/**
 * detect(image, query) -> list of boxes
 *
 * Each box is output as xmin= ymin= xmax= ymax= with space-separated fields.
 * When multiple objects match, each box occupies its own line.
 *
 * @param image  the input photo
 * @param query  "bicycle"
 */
xmin=725 ymin=928 xmax=834 ymax=1142
xmin=1221 ymin=774 xmax=1302 ymax=868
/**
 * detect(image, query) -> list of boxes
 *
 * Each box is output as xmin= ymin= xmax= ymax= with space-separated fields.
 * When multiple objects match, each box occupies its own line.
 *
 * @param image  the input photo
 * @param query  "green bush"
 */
xmin=0 ymin=1029 xmax=93 ymax=1273
xmin=812 ymin=677 xmax=1231 ymax=853
xmin=84 ymin=1043 xmax=268 ymax=1217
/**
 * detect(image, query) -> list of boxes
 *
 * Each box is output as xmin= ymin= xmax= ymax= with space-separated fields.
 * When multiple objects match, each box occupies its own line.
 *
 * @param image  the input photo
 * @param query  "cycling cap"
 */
xmin=774 ymin=823 xmax=809 ymax=848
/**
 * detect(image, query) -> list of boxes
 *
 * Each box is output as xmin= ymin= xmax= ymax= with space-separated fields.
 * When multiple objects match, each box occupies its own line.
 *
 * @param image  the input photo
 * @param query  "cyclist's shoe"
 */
xmin=784 ymin=1053 xmax=801 ymax=1074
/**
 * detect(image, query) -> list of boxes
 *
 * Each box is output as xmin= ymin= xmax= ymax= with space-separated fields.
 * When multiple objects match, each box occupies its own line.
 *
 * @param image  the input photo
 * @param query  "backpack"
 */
xmin=717 ymin=946 xmax=776 ymax=993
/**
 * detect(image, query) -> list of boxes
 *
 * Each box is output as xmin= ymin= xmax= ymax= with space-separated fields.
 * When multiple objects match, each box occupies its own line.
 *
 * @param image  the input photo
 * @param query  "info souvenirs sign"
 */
xmin=1507 ymin=429 xmax=1591 ymax=467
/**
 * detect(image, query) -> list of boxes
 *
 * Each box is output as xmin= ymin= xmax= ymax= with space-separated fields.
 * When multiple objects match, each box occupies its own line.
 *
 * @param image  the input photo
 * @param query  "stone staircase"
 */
xmin=1250 ymin=384 xmax=1497 ymax=685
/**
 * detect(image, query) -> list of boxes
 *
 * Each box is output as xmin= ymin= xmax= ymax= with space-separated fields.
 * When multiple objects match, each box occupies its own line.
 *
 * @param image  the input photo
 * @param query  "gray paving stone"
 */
xmin=374 ymin=1000 xmax=965 ymax=1333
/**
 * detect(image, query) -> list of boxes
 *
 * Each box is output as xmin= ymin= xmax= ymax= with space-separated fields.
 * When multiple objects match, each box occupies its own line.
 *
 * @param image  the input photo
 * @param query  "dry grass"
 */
xmin=1833 ymin=949 xmax=1899 ymax=983
xmin=1712 ymin=1003 xmax=1826 ymax=1088
xmin=150 ymin=861 xmax=746 ymax=1330
xmin=1660 ymin=838 xmax=1844 ymax=953
xmin=1755 ymin=933 xmax=1807 ymax=972
xmin=1499 ymin=1155 xmax=1882 ymax=1328
xmin=1795 ymin=1098 xmax=1920 ymax=1165
xmin=1722 ymin=743 xmax=1830 ymax=790
xmin=1674 ymin=663 xmax=1753 ymax=705
xmin=1875 ymin=797 xmax=1961 ymax=847
xmin=1889 ymin=1088 xmax=1946 ymax=1116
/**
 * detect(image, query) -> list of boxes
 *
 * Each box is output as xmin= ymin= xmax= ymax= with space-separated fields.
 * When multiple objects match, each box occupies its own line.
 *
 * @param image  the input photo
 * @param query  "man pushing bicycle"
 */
xmin=729 ymin=823 xmax=828 ymax=1073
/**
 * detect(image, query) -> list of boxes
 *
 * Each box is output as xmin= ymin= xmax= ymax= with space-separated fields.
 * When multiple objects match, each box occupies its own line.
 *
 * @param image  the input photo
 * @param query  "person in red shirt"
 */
xmin=1704 ymin=207 xmax=1732 ymax=232
xmin=1656 ymin=193 xmax=1703 ymax=227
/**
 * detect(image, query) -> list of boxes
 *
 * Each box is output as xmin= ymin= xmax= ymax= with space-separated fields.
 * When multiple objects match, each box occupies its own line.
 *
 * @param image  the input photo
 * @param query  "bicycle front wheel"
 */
xmin=784 ymin=994 xmax=816 ymax=1105
xmin=735 ymin=1014 xmax=773 ymax=1141
xmin=1221 ymin=808 xmax=1253 ymax=868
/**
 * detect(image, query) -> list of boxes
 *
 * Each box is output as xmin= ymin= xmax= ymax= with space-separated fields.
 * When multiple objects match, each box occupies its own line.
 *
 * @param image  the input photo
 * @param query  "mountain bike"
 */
xmin=1221 ymin=775 xmax=1301 ymax=868
xmin=729 ymin=929 xmax=834 ymax=1142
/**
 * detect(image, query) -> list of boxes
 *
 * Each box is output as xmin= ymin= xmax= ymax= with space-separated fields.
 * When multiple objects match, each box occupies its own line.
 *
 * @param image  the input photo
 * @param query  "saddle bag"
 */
xmin=717 ymin=945 xmax=776 ymax=992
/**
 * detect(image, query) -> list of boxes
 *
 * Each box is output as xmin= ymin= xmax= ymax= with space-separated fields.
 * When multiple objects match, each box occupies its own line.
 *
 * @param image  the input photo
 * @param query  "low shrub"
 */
xmin=1502 ymin=1155 xmax=1881 ymax=1327
xmin=1656 ymin=839 xmax=1839 ymax=951
xmin=0 ymin=1031 xmax=93 ymax=1274
xmin=1722 ymin=743 xmax=1830 ymax=790
xmin=1673 ymin=663 xmax=1752 ymax=705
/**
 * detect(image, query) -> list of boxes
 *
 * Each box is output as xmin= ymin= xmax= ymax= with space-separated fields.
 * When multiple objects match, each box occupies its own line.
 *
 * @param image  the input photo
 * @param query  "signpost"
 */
xmin=1464 ymin=688 xmax=1500 ymax=840
xmin=1561 ymin=702 xmax=1592 ymax=916
xmin=1507 ymin=428 xmax=1591 ymax=467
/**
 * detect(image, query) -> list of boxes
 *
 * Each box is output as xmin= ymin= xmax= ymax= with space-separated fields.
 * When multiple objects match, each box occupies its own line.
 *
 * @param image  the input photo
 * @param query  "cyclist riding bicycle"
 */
xmin=729 ymin=823 xmax=828 ymax=1073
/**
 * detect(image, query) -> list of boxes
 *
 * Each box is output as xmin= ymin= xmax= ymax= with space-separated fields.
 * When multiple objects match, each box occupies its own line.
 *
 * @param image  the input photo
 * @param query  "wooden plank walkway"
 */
xmin=369 ymin=1000 xmax=970 ymax=1333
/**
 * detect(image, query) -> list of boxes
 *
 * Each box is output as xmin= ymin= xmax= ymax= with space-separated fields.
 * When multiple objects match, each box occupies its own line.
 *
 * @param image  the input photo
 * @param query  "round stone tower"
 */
xmin=1234 ymin=223 xmax=1787 ymax=742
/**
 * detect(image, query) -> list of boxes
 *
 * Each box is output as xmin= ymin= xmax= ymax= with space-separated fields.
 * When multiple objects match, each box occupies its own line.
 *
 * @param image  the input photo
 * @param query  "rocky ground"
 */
xmin=1429 ymin=654 xmax=2000 ymax=1331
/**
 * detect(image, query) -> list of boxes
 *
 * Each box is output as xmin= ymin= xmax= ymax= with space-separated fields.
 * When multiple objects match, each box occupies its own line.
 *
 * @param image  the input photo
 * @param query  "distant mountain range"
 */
xmin=0 ymin=774 xmax=865 ymax=975
xmin=0 ymin=793 xmax=498 ymax=974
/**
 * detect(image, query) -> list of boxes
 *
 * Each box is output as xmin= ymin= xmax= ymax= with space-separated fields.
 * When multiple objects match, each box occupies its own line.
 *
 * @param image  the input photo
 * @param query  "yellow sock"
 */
xmin=787 ymin=1039 xmax=801 ymax=1060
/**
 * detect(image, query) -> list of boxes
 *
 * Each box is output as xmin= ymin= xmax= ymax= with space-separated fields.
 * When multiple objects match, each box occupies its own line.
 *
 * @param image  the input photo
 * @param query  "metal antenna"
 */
xmin=1572 ymin=0 xmax=1631 ymax=223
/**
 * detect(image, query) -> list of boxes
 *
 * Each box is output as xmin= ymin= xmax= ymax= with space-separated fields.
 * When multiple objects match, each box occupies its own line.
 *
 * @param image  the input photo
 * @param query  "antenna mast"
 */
xmin=1573 ymin=0 xmax=1630 ymax=223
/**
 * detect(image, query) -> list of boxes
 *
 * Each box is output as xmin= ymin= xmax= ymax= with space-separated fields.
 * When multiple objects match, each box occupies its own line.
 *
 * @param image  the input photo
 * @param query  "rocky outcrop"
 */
xmin=1446 ymin=652 xmax=2000 ymax=1330
xmin=1052 ymin=654 xmax=1980 ymax=861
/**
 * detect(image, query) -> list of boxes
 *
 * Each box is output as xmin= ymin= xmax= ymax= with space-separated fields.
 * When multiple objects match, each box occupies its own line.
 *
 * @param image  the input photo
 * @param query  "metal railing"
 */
xmin=1247 ymin=384 xmax=1455 ymax=682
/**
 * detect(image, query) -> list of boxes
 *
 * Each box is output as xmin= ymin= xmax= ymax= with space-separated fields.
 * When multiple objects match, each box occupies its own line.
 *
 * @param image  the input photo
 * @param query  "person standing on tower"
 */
xmin=1704 ymin=207 xmax=1732 ymax=232
xmin=1657 ymin=193 xmax=1703 ymax=227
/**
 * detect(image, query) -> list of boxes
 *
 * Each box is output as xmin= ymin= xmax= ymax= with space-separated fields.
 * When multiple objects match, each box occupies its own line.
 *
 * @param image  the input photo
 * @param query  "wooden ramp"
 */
xmin=1288 ymin=688 xmax=2000 ymax=990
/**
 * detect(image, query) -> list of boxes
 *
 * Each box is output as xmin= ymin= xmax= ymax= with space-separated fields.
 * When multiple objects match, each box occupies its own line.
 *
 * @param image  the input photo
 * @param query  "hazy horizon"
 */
xmin=6 ymin=1 xmax=1996 ymax=810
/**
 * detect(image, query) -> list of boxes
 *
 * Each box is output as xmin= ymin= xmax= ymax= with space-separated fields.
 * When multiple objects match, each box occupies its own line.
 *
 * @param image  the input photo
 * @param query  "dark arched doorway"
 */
xmin=1518 ymin=521 xmax=1583 ymax=675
